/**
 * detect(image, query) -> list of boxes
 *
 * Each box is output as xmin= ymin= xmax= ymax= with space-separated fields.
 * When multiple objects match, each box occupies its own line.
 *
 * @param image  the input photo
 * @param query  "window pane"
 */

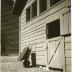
xmin=46 ymin=19 xmax=60 ymax=39
xmin=32 ymin=1 xmax=37 ymax=18
xmin=50 ymin=0 xmax=61 ymax=6
xmin=40 ymin=0 xmax=47 ymax=13
xmin=26 ymin=7 xmax=30 ymax=22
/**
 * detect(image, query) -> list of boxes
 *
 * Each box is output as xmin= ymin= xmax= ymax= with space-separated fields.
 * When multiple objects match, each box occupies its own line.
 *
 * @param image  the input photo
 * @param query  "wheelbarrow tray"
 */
xmin=18 ymin=47 xmax=30 ymax=61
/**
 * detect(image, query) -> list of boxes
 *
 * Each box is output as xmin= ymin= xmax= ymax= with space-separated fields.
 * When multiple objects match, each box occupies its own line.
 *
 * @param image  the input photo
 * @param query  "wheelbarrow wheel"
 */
xmin=23 ymin=60 xmax=30 ymax=68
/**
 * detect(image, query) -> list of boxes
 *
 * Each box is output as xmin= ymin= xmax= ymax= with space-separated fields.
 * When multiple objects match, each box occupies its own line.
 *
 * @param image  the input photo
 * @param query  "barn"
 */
xmin=13 ymin=0 xmax=71 ymax=72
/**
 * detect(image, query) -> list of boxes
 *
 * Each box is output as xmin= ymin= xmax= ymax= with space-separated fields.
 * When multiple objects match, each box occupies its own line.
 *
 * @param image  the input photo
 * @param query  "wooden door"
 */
xmin=47 ymin=36 xmax=64 ymax=70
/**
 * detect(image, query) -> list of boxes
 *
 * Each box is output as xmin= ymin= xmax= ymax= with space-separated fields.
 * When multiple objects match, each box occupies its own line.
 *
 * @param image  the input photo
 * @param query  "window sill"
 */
xmin=26 ymin=15 xmax=38 ymax=23
xmin=26 ymin=9 xmax=47 ymax=23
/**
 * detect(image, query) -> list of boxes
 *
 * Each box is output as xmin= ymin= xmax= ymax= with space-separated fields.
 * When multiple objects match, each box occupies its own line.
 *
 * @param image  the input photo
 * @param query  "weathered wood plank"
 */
xmin=65 ymin=36 xmax=71 ymax=42
xmin=36 ymin=50 xmax=46 ymax=56
xmin=65 ymin=36 xmax=71 ymax=72
xmin=65 ymin=42 xmax=71 ymax=50
xmin=21 ymin=33 xmax=46 ymax=42
xmin=36 ymin=55 xmax=47 ymax=60
xmin=65 ymin=64 xmax=71 ymax=72
xmin=63 ymin=13 xmax=69 ymax=35
xmin=20 ymin=37 xmax=45 ymax=45
xmin=36 ymin=42 xmax=44 ymax=48
xmin=65 ymin=49 xmax=71 ymax=58
xmin=21 ymin=21 xmax=45 ymax=34
xmin=69 ymin=12 xmax=71 ymax=33
xmin=36 ymin=59 xmax=47 ymax=65
xmin=65 ymin=58 xmax=71 ymax=65
xmin=21 ymin=27 xmax=45 ymax=38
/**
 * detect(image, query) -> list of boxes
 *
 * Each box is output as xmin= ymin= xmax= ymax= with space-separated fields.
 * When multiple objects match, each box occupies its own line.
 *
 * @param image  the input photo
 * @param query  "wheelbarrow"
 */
xmin=18 ymin=47 xmax=31 ymax=67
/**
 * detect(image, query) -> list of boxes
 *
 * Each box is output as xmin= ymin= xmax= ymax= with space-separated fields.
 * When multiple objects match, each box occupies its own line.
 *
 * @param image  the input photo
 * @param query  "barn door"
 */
xmin=47 ymin=36 xmax=64 ymax=70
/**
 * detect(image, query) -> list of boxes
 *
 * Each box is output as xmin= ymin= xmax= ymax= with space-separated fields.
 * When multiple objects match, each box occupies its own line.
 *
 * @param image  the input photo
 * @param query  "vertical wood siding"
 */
xmin=65 ymin=36 xmax=71 ymax=72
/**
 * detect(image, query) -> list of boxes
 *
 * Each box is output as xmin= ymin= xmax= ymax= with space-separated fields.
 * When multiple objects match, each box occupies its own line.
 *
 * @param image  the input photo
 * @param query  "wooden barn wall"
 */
xmin=19 ymin=0 xmax=71 ymax=66
xmin=1 ymin=0 xmax=19 ymax=55
xmin=65 ymin=36 xmax=71 ymax=72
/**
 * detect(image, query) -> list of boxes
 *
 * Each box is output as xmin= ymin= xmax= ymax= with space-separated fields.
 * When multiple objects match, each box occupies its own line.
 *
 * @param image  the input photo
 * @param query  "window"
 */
xmin=50 ymin=0 xmax=61 ymax=6
xmin=39 ymin=0 xmax=47 ymax=13
xmin=32 ymin=1 xmax=37 ymax=18
xmin=26 ymin=7 xmax=30 ymax=22
xmin=46 ymin=19 xmax=60 ymax=39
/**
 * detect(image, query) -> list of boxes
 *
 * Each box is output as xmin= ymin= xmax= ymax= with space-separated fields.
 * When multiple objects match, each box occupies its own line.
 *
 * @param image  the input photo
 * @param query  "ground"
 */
xmin=0 ymin=56 xmax=49 ymax=72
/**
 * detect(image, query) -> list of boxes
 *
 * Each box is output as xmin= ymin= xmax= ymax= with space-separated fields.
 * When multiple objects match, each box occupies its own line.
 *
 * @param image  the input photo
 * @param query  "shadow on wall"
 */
xmin=1 ymin=34 xmax=7 ymax=55
xmin=1 ymin=0 xmax=19 ymax=56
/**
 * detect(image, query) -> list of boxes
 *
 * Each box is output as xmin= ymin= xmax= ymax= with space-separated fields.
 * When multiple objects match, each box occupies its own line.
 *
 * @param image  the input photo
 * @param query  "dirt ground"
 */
xmin=0 ymin=56 xmax=49 ymax=72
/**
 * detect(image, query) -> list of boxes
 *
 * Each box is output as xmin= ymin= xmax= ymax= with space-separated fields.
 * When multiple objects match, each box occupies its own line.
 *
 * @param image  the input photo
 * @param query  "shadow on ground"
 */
xmin=0 ymin=56 xmax=48 ymax=72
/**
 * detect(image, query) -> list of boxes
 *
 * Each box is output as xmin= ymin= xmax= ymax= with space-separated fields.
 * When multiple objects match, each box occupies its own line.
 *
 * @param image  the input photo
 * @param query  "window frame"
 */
xmin=26 ymin=7 xmax=30 ymax=22
xmin=32 ymin=0 xmax=37 ymax=18
xmin=46 ymin=19 xmax=60 ymax=39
